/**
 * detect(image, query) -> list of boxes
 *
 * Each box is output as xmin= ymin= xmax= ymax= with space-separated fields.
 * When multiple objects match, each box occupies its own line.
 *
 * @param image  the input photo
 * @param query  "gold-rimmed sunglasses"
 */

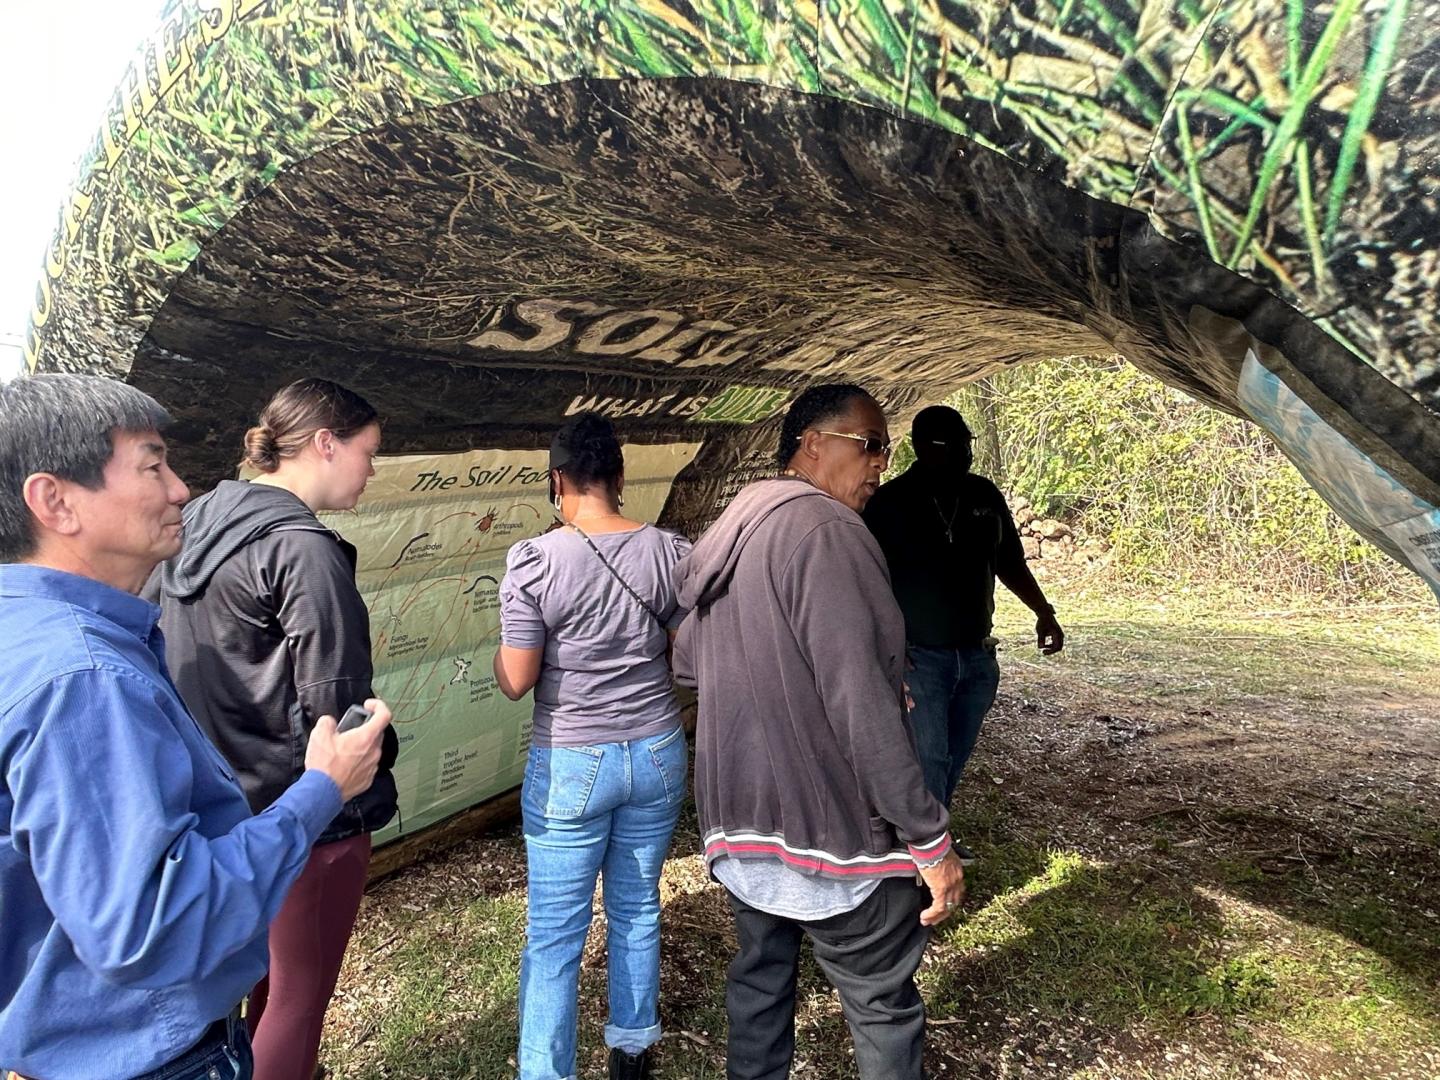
xmin=808 ymin=430 xmax=894 ymax=459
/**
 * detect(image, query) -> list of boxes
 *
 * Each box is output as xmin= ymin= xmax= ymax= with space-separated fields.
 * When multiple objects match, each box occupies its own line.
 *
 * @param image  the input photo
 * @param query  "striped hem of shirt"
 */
xmin=704 ymin=828 xmax=952 ymax=876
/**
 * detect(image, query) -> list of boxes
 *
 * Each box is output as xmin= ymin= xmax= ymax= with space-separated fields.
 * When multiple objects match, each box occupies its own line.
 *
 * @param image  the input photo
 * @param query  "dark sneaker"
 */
xmin=609 ymin=1047 xmax=653 ymax=1080
xmin=954 ymin=843 xmax=979 ymax=867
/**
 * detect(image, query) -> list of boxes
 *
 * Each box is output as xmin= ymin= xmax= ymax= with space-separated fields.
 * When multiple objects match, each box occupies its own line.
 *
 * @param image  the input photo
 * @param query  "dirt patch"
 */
xmin=981 ymin=664 xmax=1440 ymax=848
xmin=913 ymin=633 xmax=1439 ymax=1079
xmin=322 ymin=596 xmax=1440 ymax=1078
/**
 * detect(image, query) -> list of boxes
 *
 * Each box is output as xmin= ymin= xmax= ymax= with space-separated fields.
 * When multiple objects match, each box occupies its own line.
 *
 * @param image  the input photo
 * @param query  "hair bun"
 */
xmin=240 ymin=379 xmax=379 ymax=474
xmin=552 ymin=411 xmax=624 ymax=490
xmin=242 ymin=425 xmax=281 ymax=472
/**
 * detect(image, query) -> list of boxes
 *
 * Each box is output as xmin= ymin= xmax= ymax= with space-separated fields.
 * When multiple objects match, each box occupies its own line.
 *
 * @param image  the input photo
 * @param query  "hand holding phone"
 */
xmin=337 ymin=704 xmax=373 ymax=733
xmin=307 ymin=698 xmax=393 ymax=801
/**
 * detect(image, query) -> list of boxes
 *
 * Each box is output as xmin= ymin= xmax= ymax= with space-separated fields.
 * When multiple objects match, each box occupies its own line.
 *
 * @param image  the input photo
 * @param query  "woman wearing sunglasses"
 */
xmin=493 ymin=412 xmax=691 ymax=1080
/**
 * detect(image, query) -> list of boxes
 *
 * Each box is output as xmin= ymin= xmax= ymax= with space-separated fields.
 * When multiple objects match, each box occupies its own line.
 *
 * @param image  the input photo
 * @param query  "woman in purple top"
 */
xmin=494 ymin=413 xmax=691 ymax=1080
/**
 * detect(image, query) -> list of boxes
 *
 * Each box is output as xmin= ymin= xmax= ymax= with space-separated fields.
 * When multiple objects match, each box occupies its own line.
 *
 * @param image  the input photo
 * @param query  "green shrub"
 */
xmin=928 ymin=356 xmax=1413 ymax=599
xmin=1185 ymin=953 xmax=1279 ymax=1016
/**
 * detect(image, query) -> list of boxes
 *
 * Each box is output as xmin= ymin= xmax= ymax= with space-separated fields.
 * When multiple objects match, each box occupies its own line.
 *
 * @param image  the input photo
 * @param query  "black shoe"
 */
xmin=954 ymin=843 xmax=979 ymax=867
xmin=609 ymin=1047 xmax=653 ymax=1080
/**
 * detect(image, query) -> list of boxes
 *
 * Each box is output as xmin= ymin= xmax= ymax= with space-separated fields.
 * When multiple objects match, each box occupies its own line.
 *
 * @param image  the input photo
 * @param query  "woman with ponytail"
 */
xmin=146 ymin=378 xmax=397 ymax=1080
xmin=494 ymin=412 xmax=691 ymax=1080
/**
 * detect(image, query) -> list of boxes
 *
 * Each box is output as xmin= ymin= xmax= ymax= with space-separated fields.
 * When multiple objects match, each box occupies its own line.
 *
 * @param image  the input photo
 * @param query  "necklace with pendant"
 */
xmin=932 ymin=496 xmax=959 ymax=544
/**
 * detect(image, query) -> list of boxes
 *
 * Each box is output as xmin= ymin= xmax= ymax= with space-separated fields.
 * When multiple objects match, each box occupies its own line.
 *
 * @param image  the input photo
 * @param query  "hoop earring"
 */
xmin=553 ymin=494 xmax=562 ymax=513
xmin=617 ymin=494 xmax=625 ymax=508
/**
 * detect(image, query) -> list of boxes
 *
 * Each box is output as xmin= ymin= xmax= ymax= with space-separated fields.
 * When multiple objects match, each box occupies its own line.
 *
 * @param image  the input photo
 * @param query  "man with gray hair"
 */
xmin=0 ymin=374 xmax=393 ymax=1080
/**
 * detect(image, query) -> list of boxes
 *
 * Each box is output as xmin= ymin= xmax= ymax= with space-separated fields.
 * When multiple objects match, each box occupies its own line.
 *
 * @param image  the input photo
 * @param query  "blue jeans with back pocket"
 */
xmin=517 ymin=726 xmax=687 ymax=1080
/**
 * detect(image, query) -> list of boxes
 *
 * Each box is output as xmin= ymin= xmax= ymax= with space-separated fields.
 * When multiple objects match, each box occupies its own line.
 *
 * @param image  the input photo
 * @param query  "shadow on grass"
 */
xmin=917 ymin=735 xmax=1440 ymax=1077
xmin=988 ymin=612 xmax=1440 ymax=974
xmin=920 ymin=845 xmax=1231 ymax=1074
xmin=330 ymin=649 xmax=1440 ymax=1079
xmin=331 ymin=794 xmax=1439 ymax=1078
xmin=653 ymin=838 xmax=1243 ymax=1078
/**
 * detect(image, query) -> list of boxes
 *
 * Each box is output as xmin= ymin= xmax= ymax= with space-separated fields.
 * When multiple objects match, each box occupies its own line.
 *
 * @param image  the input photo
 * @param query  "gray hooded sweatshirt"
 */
xmin=674 ymin=477 xmax=951 ymax=881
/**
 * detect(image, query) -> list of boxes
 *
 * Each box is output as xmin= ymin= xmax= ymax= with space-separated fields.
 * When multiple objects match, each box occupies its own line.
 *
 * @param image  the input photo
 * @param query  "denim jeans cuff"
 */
xmin=604 ymin=1020 xmax=662 ymax=1054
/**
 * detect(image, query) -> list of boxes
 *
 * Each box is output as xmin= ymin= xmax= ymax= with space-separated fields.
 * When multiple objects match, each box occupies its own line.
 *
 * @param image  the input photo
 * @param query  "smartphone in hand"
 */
xmin=337 ymin=704 xmax=373 ymax=733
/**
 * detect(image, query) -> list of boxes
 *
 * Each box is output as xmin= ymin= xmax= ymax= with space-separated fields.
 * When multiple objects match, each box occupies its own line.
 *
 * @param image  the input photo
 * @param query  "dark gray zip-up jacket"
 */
xmin=673 ymin=477 xmax=951 ymax=881
xmin=145 ymin=481 xmax=398 ymax=843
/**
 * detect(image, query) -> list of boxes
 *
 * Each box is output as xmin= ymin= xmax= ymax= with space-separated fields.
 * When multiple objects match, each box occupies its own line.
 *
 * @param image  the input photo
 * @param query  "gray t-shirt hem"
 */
xmin=531 ymin=714 xmax=681 ymax=749
xmin=712 ymin=855 xmax=880 ymax=921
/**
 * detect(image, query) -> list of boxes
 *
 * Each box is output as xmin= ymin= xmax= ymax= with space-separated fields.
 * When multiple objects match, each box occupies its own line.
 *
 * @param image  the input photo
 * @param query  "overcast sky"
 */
xmin=1 ymin=0 xmax=163 ymax=380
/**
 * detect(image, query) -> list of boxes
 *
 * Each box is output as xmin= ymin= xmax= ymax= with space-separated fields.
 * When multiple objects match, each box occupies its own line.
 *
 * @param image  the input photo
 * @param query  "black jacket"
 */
xmin=145 ymin=480 xmax=398 ymax=843
xmin=673 ymin=478 xmax=952 ymax=881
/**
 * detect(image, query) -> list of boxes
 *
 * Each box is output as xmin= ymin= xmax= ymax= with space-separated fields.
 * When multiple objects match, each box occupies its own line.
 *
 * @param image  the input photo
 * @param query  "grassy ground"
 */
xmin=321 ymin=575 xmax=1440 ymax=1078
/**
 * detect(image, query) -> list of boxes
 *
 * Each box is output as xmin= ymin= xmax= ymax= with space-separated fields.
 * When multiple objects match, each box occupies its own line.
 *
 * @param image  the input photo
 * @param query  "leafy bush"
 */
xmin=926 ymin=356 xmax=1413 ymax=598
xmin=1185 ymin=954 xmax=1279 ymax=1016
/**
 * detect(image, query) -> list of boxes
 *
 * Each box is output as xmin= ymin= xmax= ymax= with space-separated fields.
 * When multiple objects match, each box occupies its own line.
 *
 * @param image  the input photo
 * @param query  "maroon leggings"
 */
xmin=248 ymin=832 xmax=371 ymax=1080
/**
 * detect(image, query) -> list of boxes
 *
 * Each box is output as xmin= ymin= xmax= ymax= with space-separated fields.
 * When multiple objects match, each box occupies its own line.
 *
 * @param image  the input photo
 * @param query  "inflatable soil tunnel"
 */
xmin=24 ymin=0 xmax=1440 ymax=843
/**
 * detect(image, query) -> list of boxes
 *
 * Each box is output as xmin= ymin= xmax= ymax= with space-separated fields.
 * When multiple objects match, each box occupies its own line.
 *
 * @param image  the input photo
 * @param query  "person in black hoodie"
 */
xmin=146 ymin=379 xmax=397 ymax=1080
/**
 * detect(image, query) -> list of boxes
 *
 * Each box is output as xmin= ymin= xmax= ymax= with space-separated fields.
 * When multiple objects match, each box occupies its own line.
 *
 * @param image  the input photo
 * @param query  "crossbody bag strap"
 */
xmin=570 ymin=524 xmax=665 ymax=627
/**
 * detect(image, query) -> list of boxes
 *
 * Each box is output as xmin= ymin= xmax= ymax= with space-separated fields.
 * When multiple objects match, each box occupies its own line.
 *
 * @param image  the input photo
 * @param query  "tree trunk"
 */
xmin=972 ymin=376 xmax=1006 ymax=486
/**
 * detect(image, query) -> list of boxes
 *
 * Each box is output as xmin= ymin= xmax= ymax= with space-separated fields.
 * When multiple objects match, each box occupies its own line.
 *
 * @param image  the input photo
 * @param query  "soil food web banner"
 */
xmin=22 ymin=0 xmax=1440 ymax=833
xmin=318 ymin=441 xmax=699 ymax=841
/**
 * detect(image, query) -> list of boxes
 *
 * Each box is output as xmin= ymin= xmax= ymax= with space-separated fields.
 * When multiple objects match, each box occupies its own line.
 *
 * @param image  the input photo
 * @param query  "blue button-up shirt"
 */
xmin=0 ymin=565 xmax=343 ymax=1079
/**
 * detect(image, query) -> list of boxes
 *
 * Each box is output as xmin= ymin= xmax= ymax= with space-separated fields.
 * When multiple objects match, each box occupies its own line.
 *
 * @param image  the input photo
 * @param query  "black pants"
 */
xmin=724 ymin=876 xmax=931 ymax=1080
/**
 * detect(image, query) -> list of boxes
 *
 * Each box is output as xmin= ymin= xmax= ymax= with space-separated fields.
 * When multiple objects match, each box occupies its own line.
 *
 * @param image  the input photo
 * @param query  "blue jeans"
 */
xmin=906 ymin=645 xmax=1001 ymax=808
xmin=518 ymin=727 xmax=687 ymax=1080
xmin=134 ymin=1014 xmax=252 ymax=1080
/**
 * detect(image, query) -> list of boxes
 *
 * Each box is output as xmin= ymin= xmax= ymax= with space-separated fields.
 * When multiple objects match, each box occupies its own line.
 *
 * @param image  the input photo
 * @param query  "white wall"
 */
xmin=0 ymin=337 xmax=25 ymax=383
xmin=1 ymin=2 xmax=164 ymax=367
